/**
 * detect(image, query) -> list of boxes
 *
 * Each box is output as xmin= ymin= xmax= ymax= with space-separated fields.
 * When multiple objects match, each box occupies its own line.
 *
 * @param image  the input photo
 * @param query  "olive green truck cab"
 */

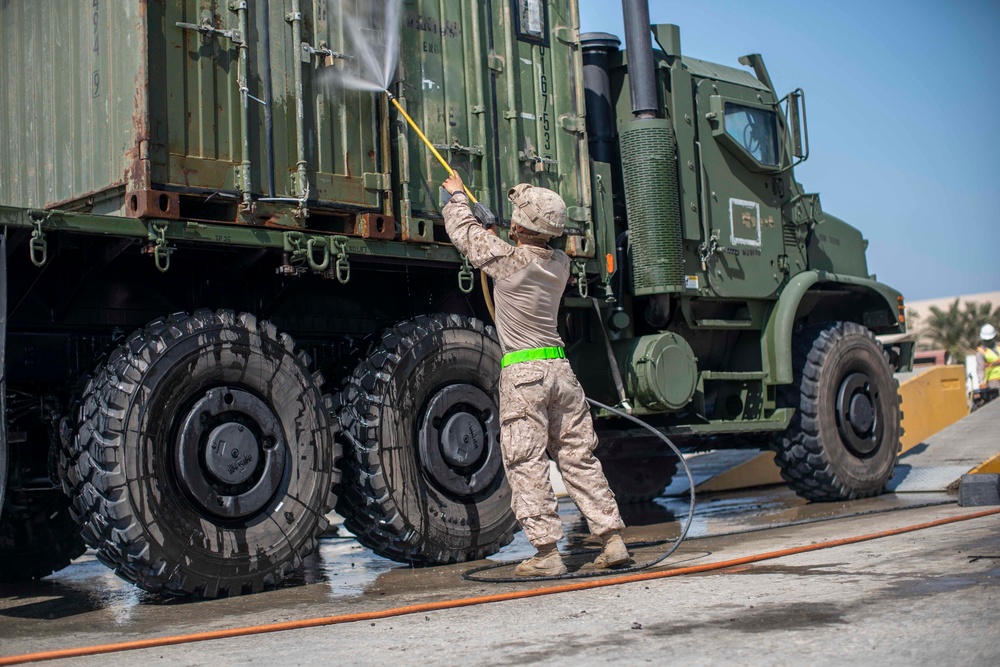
xmin=0 ymin=0 xmax=910 ymax=594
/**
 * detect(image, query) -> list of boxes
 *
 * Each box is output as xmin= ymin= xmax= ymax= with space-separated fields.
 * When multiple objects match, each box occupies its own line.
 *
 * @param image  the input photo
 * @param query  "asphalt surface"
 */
xmin=3 ymin=403 xmax=999 ymax=665
xmin=1 ymin=489 xmax=997 ymax=666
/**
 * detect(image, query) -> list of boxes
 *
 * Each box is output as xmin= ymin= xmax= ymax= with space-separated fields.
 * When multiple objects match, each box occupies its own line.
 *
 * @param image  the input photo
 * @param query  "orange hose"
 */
xmin=3 ymin=507 xmax=997 ymax=666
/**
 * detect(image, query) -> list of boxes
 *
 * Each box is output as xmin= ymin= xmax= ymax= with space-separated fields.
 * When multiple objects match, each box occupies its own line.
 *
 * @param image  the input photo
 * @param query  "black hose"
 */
xmin=462 ymin=396 xmax=696 ymax=583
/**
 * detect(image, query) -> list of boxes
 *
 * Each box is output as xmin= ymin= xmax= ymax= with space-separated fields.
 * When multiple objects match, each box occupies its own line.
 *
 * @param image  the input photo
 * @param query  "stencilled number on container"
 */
xmin=92 ymin=0 xmax=101 ymax=98
xmin=92 ymin=0 xmax=100 ymax=54
xmin=539 ymin=48 xmax=551 ymax=151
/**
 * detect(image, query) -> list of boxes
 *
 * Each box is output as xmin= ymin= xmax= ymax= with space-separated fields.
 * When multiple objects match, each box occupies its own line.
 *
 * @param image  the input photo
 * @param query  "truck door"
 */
xmin=694 ymin=75 xmax=785 ymax=299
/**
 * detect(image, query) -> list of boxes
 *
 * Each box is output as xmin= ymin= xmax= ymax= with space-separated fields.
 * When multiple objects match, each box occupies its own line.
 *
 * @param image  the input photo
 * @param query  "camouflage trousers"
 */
xmin=499 ymin=358 xmax=625 ymax=547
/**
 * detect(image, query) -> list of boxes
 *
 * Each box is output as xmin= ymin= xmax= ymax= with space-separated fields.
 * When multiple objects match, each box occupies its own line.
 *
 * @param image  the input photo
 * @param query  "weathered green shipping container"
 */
xmin=0 ymin=0 xmax=591 ymax=246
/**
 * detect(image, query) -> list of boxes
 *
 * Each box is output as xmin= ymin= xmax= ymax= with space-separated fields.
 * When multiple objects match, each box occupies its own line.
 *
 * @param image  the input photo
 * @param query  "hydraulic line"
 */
xmin=463 ymin=396 xmax=696 ymax=583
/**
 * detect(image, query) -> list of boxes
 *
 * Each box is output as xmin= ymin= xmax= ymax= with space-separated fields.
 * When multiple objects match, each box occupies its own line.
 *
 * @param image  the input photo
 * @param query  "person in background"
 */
xmin=976 ymin=324 xmax=1000 ymax=390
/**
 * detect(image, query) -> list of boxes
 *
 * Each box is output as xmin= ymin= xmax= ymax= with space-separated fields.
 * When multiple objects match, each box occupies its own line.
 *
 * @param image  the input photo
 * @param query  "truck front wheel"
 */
xmin=63 ymin=310 xmax=338 ymax=597
xmin=772 ymin=321 xmax=901 ymax=501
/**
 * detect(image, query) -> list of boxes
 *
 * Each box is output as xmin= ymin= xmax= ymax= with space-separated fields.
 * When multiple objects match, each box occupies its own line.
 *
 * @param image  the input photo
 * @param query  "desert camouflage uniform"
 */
xmin=443 ymin=193 xmax=624 ymax=546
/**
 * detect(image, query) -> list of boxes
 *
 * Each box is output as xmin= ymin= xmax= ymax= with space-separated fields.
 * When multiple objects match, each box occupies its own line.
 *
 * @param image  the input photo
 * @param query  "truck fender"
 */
xmin=763 ymin=270 xmax=904 ymax=385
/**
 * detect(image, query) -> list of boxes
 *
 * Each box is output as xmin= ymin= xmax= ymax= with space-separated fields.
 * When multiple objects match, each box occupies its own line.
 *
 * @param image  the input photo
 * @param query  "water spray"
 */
xmin=322 ymin=1 xmax=495 ymax=227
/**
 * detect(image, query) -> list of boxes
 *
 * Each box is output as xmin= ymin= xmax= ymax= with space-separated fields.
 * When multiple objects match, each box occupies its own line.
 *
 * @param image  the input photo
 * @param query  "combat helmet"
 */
xmin=507 ymin=184 xmax=566 ymax=238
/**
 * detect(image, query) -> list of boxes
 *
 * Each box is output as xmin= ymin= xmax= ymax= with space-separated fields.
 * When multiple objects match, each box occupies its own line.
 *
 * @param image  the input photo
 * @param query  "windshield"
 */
xmin=724 ymin=103 xmax=779 ymax=166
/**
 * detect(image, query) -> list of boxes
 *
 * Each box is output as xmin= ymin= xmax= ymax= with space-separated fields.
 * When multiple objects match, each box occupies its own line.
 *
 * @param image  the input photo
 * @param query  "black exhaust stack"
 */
xmin=621 ymin=0 xmax=657 ymax=119
xmin=616 ymin=0 xmax=684 ymax=295
xmin=581 ymin=33 xmax=621 ymax=164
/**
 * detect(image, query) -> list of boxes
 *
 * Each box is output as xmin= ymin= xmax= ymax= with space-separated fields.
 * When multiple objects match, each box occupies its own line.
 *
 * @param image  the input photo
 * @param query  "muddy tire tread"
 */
xmin=63 ymin=309 xmax=339 ymax=597
xmin=334 ymin=313 xmax=516 ymax=565
xmin=772 ymin=321 xmax=901 ymax=501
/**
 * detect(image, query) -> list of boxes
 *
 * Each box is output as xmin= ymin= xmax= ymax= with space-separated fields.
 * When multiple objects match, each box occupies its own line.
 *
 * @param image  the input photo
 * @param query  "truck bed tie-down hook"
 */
xmin=572 ymin=259 xmax=589 ymax=298
xmin=145 ymin=223 xmax=172 ymax=273
xmin=27 ymin=211 xmax=48 ymax=267
xmin=331 ymin=236 xmax=350 ymax=283
xmin=457 ymin=257 xmax=475 ymax=294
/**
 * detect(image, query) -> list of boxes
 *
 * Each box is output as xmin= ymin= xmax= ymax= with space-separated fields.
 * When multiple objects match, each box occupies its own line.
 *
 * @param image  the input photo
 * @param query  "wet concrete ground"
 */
xmin=2 ymin=486 xmax=996 ymax=665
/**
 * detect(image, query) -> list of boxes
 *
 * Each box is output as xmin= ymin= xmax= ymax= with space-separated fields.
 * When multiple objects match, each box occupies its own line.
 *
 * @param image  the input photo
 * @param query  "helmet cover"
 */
xmin=507 ymin=184 xmax=567 ymax=238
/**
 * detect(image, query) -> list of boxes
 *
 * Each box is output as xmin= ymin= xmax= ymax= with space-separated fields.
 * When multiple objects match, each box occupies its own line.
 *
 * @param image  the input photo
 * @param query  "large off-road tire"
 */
xmin=335 ymin=314 xmax=517 ymax=564
xmin=0 ymin=488 xmax=87 ymax=583
xmin=599 ymin=456 xmax=678 ymax=504
xmin=772 ymin=321 xmax=901 ymax=501
xmin=62 ymin=310 xmax=338 ymax=597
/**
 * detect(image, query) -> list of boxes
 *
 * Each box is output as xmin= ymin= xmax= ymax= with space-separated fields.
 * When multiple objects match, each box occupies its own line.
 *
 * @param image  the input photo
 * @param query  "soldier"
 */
xmin=976 ymin=324 xmax=1000 ymax=390
xmin=441 ymin=171 xmax=629 ymax=577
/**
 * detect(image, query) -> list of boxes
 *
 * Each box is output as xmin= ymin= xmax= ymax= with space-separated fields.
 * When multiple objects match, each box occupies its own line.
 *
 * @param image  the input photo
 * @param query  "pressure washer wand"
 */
xmin=386 ymin=91 xmax=496 ymax=228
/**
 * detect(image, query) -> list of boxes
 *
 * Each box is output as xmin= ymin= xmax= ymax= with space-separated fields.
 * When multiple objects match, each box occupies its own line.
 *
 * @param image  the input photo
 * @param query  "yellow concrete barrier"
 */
xmin=696 ymin=365 xmax=971 ymax=493
xmin=696 ymin=451 xmax=783 ymax=493
xmin=897 ymin=365 xmax=969 ymax=454
xmin=970 ymin=452 xmax=1000 ymax=475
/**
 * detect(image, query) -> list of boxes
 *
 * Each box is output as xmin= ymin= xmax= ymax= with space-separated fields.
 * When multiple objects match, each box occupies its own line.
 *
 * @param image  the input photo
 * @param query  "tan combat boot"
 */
xmin=592 ymin=531 xmax=630 ymax=569
xmin=514 ymin=543 xmax=567 ymax=577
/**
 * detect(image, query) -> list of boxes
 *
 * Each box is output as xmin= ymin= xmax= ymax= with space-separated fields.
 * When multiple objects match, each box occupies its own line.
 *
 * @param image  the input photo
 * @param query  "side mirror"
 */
xmin=781 ymin=88 xmax=809 ymax=164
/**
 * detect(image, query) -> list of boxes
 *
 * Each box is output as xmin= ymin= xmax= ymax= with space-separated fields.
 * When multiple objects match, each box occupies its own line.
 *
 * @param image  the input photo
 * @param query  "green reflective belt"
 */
xmin=501 ymin=346 xmax=566 ymax=368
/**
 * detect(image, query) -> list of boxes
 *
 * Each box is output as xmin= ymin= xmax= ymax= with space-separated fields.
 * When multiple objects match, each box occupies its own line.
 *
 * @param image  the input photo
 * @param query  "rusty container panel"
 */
xmin=1 ymin=0 xmax=384 ymax=222
xmin=0 ymin=0 xmax=588 ymax=237
xmin=152 ymin=0 xmax=382 ymax=210
xmin=0 ymin=1 xmax=146 ymax=213
xmin=297 ymin=0 xmax=383 ymax=208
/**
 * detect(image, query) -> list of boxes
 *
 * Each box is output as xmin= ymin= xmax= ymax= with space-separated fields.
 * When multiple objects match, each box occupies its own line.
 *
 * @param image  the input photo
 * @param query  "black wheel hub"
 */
xmin=418 ymin=384 xmax=501 ymax=497
xmin=174 ymin=387 xmax=286 ymax=520
xmin=835 ymin=373 xmax=883 ymax=457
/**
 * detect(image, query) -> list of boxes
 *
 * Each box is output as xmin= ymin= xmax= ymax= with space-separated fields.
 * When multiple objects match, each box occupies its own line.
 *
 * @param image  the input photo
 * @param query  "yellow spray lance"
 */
xmin=386 ymin=92 xmax=496 ymax=229
xmin=386 ymin=91 xmax=499 ymax=319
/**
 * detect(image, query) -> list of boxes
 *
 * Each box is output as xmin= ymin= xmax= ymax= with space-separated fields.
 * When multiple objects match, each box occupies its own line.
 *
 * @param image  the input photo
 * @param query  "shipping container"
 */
xmin=0 ymin=0 xmax=592 ymax=249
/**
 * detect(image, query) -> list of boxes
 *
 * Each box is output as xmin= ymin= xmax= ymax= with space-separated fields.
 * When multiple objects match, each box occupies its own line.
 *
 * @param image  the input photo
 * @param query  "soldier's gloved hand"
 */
xmin=443 ymin=171 xmax=496 ymax=229
xmin=443 ymin=171 xmax=465 ymax=198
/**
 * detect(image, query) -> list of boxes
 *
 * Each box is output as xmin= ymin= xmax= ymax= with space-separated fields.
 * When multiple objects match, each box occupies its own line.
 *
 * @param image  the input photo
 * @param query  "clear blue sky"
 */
xmin=578 ymin=0 xmax=1000 ymax=300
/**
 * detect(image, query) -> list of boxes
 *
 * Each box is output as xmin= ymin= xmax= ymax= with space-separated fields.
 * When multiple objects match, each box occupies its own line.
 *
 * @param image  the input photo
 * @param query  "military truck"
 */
xmin=0 ymin=0 xmax=911 ymax=595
